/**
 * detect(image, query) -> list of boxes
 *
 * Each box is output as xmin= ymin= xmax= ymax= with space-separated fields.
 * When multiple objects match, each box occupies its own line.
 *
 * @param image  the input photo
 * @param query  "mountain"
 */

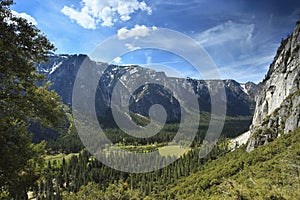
xmin=36 ymin=53 xmax=258 ymax=123
xmin=240 ymin=20 xmax=300 ymax=151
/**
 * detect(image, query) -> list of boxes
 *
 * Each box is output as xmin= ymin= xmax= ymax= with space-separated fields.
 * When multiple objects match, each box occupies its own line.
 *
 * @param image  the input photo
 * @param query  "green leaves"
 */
xmin=0 ymin=0 xmax=62 ymax=198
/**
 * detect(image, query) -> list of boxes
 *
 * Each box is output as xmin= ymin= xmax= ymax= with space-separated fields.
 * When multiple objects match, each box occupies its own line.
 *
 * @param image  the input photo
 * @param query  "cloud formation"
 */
xmin=61 ymin=6 xmax=96 ymax=29
xmin=125 ymin=43 xmax=141 ymax=51
xmin=194 ymin=20 xmax=275 ymax=83
xmin=61 ymin=0 xmax=152 ymax=29
xmin=117 ymin=25 xmax=157 ymax=40
xmin=196 ymin=21 xmax=255 ymax=47
xmin=11 ymin=10 xmax=38 ymax=25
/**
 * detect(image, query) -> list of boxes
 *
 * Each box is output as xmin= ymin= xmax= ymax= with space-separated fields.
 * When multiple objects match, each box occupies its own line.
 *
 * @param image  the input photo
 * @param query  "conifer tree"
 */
xmin=0 ymin=0 xmax=62 ymax=198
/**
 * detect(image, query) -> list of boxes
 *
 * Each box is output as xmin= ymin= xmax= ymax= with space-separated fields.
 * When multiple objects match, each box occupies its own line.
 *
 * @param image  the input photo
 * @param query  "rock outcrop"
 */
xmin=246 ymin=20 xmax=300 ymax=151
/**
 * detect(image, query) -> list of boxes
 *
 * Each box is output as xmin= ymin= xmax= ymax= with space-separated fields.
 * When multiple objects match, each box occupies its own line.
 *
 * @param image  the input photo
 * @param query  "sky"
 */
xmin=11 ymin=0 xmax=300 ymax=83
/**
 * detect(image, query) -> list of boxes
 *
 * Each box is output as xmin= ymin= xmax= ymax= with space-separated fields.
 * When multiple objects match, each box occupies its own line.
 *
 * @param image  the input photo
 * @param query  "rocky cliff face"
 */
xmin=36 ymin=53 xmax=257 ymax=123
xmin=247 ymin=20 xmax=300 ymax=151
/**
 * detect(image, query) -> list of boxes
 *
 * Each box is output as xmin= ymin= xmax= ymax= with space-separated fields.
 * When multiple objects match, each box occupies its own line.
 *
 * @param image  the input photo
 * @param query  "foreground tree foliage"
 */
xmin=0 ymin=0 xmax=62 ymax=198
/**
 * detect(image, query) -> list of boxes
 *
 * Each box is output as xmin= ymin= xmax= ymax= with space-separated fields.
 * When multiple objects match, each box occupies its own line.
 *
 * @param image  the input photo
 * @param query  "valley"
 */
xmin=1 ymin=1 xmax=300 ymax=199
xmin=35 ymin=20 xmax=300 ymax=199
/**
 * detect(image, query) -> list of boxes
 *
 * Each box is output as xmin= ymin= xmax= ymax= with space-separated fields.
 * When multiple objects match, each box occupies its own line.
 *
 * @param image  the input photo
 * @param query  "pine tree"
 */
xmin=0 ymin=0 xmax=62 ymax=198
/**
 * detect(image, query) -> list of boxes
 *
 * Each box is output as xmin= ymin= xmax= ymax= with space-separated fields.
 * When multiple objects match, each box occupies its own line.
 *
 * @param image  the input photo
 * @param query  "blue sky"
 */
xmin=11 ymin=0 xmax=300 ymax=83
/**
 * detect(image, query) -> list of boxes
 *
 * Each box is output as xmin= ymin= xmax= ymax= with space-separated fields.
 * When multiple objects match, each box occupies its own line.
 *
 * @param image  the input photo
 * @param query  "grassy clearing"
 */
xmin=100 ymin=143 xmax=191 ymax=157
xmin=158 ymin=145 xmax=191 ymax=157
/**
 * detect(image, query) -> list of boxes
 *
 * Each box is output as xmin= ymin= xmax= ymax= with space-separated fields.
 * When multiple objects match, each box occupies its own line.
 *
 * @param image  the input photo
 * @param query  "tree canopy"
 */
xmin=0 ymin=0 xmax=62 ymax=198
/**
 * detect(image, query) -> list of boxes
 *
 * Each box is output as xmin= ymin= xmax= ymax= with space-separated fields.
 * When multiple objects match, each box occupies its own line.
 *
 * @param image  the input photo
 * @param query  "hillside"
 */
xmin=158 ymin=127 xmax=300 ymax=199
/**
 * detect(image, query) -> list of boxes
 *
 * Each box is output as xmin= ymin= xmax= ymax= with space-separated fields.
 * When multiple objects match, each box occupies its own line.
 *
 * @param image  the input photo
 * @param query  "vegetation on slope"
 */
xmin=56 ymin=127 xmax=300 ymax=199
xmin=160 ymin=127 xmax=300 ymax=199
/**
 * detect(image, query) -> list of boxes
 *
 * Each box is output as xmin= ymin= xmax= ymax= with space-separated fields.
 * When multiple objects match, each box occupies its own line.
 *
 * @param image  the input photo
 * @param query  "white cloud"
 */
xmin=196 ymin=21 xmax=255 ymax=47
xmin=11 ymin=10 xmax=38 ymax=25
xmin=113 ymin=56 xmax=122 ymax=63
xmin=116 ymin=0 xmax=151 ymax=21
xmin=61 ymin=6 xmax=96 ymax=29
xmin=61 ymin=0 xmax=152 ymax=29
xmin=125 ymin=43 xmax=141 ymax=51
xmin=101 ymin=6 xmax=114 ymax=26
xmin=117 ymin=25 xmax=157 ymax=40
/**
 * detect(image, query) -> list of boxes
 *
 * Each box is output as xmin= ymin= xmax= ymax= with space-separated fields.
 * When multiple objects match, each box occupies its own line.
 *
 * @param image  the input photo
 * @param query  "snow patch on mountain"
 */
xmin=129 ymin=68 xmax=139 ymax=75
xmin=240 ymin=84 xmax=249 ymax=95
xmin=49 ymin=61 xmax=63 ymax=74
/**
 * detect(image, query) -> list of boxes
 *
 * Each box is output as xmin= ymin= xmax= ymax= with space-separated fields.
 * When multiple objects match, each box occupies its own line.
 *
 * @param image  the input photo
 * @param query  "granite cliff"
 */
xmin=246 ymin=20 xmax=300 ymax=151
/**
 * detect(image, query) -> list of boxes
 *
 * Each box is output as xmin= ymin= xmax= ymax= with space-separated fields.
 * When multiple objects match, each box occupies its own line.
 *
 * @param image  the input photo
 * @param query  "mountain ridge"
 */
xmin=36 ymin=53 xmax=259 ymax=122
